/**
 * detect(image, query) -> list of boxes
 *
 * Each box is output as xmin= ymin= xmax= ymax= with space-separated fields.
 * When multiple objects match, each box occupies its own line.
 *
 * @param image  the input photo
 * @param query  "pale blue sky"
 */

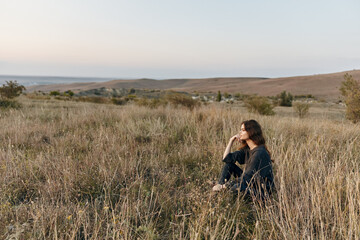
xmin=1 ymin=0 xmax=359 ymax=78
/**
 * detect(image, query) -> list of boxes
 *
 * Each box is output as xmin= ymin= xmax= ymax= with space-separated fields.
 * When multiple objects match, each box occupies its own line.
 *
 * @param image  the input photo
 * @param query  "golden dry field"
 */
xmin=0 ymin=97 xmax=359 ymax=239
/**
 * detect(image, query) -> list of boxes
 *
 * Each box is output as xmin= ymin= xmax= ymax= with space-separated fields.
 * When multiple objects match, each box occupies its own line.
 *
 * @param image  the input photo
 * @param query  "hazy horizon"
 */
xmin=1 ymin=0 xmax=360 ymax=80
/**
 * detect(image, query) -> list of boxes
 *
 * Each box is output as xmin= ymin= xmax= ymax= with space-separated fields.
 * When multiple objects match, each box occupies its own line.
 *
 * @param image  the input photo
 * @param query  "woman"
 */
xmin=212 ymin=120 xmax=274 ymax=199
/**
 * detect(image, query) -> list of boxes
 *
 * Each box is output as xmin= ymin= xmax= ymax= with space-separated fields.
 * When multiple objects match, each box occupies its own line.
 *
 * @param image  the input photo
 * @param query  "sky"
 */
xmin=1 ymin=0 xmax=360 ymax=79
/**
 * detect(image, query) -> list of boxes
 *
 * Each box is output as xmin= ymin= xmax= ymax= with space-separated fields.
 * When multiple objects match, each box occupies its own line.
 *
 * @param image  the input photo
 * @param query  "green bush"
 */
xmin=0 ymin=99 xmax=22 ymax=109
xmin=277 ymin=91 xmax=293 ymax=107
xmin=293 ymin=102 xmax=310 ymax=118
xmin=49 ymin=91 xmax=61 ymax=96
xmin=244 ymin=96 xmax=275 ymax=115
xmin=111 ymin=97 xmax=127 ymax=105
xmin=340 ymin=73 xmax=360 ymax=123
xmin=294 ymin=94 xmax=315 ymax=99
xmin=64 ymin=90 xmax=74 ymax=97
xmin=216 ymin=91 xmax=222 ymax=102
xmin=234 ymin=93 xmax=241 ymax=100
xmin=0 ymin=81 xmax=25 ymax=99
xmin=0 ymin=81 xmax=25 ymax=109
xmin=125 ymin=95 xmax=137 ymax=101
xmin=234 ymin=93 xmax=251 ymax=101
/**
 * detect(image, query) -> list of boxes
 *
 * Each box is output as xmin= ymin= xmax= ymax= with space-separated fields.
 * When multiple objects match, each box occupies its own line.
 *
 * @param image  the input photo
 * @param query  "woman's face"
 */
xmin=239 ymin=124 xmax=249 ymax=141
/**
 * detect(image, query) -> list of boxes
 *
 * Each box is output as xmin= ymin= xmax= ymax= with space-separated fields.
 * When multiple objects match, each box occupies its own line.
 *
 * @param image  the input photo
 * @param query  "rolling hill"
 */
xmin=25 ymin=69 xmax=360 ymax=101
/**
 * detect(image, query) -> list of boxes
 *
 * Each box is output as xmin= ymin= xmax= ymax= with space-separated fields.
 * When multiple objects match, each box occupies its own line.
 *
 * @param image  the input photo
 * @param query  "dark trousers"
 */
xmin=218 ymin=162 xmax=243 ymax=185
xmin=218 ymin=163 xmax=274 ymax=199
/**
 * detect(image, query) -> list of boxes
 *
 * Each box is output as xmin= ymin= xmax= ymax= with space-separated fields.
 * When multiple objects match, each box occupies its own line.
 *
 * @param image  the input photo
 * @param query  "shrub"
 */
xmin=111 ymin=97 xmax=126 ymax=105
xmin=50 ymin=91 xmax=61 ymax=96
xmin=165 ymin=93 xmax=199 ymax=110
xmin=293 ymin=102 xmax=310 ymax=118
xmin=0 ymin=81 xmax=25 ymax=109
xmin=277 ymin=91 xmax=293 ymax=106
xmin=0 ymin=99 xmax=22 ymax=109
xmin=294 ymin=94 xmax=315 ymax=100
xmin=0 ymin=81 xmax=25 ymax=99
xmin=64 ymin=90 xmax=74 ymax=97
xmin=340 ymin=73 xmax=360 ymax=123
xmin=224 ymin=92 xmax=231 ymax=99
xmin=125 ymin=95 xmax=137 ymax=101
xmin=244 ymin=96 xmax=275 ymax=115
xmin=234 ymin=93 xmax=241 ymax=100
xmin=234 ymin=93 xmax=250 ymax=101
xmin=216 ymin=91 xmax=222 ymax=102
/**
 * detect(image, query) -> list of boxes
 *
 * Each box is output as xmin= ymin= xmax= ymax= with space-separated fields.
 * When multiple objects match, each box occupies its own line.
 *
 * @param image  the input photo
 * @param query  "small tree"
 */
xmin=244 ymin=96 xmax=275 ymax=115
xmin=64 ymin=90 xmax=74 ymax=97
xmin=50 ymin=91 xmax=61 ymax=96
xmin=129 ymin=88 xmax=136 ymax=94
xmin=0 ymin=81 xmax=25 ymax=99
xmin=0 ymin=81 xmax=25 ymax=109
xmin=340 ymin=73 xmax=360 ymax=123
xmin=277 ymin=91 xmax=293 ymax=106
xmin=216 ymin=91 xmax=222 ymax=102
xmin=293 ymin=102 xmax=310 ymax=118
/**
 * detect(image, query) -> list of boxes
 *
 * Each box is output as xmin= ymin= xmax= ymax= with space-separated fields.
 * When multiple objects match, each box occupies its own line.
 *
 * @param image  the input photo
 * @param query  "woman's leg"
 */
xmin=218 ymin=162 xmax=243 ymax=185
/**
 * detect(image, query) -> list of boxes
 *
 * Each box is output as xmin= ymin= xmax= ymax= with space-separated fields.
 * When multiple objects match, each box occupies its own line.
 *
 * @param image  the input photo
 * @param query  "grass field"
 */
xmin=0 ymin=97 xmax=359 ymax=239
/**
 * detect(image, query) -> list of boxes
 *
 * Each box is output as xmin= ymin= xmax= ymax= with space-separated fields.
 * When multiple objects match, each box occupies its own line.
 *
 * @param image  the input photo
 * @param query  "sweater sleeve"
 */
xmin=222 ymin=149 xmax=246 ymax=164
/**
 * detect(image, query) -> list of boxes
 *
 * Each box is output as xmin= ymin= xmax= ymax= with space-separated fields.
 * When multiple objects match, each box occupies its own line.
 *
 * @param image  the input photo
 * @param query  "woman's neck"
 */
xmin=246 ymin=140 xmax=258 ymax=150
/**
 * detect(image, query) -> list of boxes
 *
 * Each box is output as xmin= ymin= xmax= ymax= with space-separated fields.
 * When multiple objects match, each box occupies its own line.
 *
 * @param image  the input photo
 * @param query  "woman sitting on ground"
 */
xmin=212 ymin=119 xmax=274 ymax=199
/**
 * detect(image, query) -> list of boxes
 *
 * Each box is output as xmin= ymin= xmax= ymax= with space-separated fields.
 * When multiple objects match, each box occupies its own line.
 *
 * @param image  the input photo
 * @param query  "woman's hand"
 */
xmin=230 ymin=134 xmax=240 ymax=143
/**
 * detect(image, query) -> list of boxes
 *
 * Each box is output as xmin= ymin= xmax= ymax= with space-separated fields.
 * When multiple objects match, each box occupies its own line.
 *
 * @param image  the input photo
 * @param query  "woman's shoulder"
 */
xmin=251 ymin=145 xmax=270 ymax=156
xmin=251 ymin=145 xmax=266 ymax=151
xmin=238 ymin=146 xmax=250 ymax=152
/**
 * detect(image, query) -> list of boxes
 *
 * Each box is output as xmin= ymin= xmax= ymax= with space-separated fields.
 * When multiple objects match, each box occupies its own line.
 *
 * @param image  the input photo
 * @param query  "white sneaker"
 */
xmin=212 ymin=184 xmax=225 ymax=191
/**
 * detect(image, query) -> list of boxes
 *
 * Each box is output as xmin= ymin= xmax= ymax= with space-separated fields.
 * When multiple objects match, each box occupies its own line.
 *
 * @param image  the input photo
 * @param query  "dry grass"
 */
xmin=0 ymin=97 xmax=359 ymax=239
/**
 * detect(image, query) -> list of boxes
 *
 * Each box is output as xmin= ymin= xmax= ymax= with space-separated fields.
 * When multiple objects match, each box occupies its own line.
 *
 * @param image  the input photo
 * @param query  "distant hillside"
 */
xmin=26 ymin=70 xmax=360 ymax=101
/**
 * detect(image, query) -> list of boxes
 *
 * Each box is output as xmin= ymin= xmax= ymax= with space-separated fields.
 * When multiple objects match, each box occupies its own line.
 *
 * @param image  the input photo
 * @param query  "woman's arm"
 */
xmin=223 ymin=134 xmax=239 ymax=160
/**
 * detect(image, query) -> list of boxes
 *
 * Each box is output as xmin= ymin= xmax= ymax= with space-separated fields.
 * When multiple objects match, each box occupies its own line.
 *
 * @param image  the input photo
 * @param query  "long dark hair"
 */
xmin=239 ymin=119 xmax=273 ymax=162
